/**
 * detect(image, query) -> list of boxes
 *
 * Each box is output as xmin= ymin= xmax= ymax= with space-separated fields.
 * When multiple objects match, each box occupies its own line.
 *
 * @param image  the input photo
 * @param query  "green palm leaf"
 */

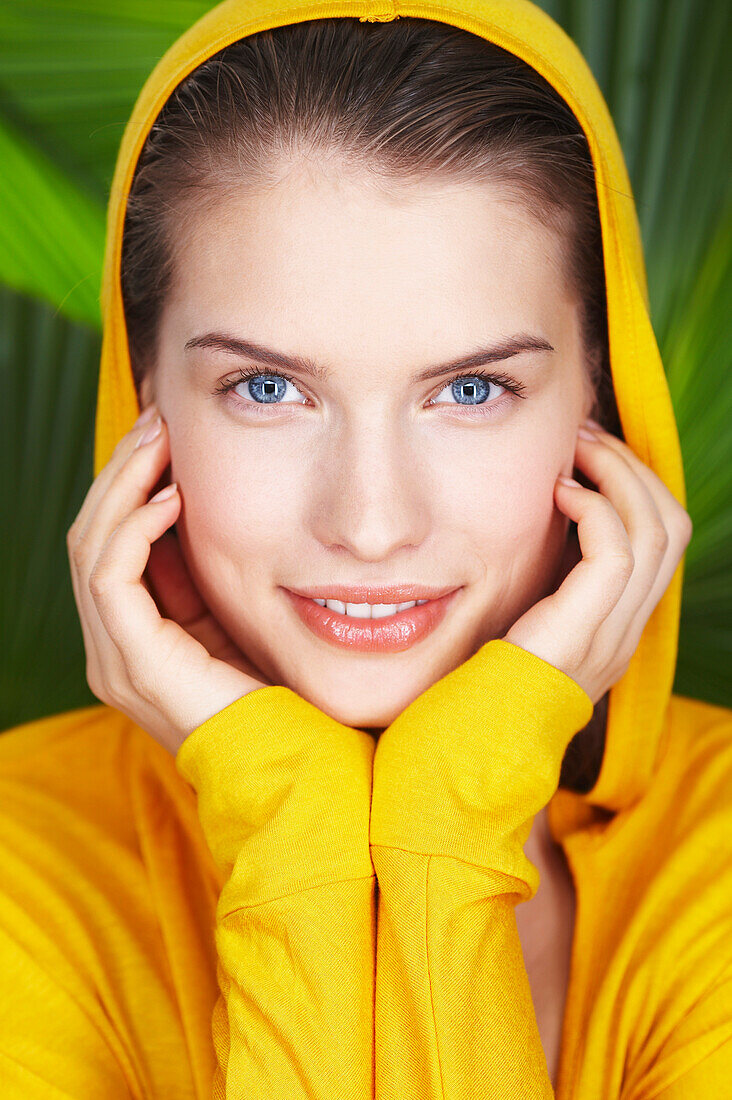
xmin=0 ymin=113 xmax=104 ymax=325
xmin=0 ymin=0 xmax=730 ymax=727
xmin=669 ymin=199 xmax=732 ymax=706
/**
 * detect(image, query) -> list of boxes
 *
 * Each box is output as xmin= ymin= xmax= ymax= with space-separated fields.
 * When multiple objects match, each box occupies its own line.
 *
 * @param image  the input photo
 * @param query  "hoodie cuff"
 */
xmin=175 ymin=685 xmax=375 ymax=905
xmin=370 ymin=638 xmax=594 ymax=873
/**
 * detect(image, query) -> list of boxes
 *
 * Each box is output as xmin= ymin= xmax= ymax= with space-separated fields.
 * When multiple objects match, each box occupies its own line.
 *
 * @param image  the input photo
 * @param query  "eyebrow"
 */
xmin=184 ymin=331 xmax=555 ymax=382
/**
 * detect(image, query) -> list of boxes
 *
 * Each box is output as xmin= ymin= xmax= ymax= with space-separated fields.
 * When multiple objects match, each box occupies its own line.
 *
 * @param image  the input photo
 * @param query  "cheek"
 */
xmin=433 ymin=429 xmax=561 ymax=553
xmin=170 ymin=431 xmax=302 ymax=567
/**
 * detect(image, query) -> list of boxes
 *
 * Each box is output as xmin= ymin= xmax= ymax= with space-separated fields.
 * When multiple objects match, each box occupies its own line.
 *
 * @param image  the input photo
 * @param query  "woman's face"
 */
xmin=142 ymin=160 xmax=594 ymax=729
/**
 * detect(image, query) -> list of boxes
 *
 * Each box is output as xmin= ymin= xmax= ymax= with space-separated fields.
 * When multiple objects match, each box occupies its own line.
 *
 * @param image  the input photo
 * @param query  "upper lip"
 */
xmin=286 ymin=584 xmax=462 ymax=603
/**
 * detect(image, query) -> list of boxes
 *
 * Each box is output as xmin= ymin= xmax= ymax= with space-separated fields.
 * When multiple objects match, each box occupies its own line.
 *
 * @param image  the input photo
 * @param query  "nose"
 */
xmin=309 ymin=425 xmax=430 ymax=562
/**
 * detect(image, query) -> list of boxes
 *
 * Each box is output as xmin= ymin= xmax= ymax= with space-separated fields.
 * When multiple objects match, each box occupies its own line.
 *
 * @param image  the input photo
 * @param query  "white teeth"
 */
xmin=310 ymin=598 xmax=430 ymax=618
xmin=344 ymin=602 xmax=374 ymax=618
xmin=371 ymin=603 xmax=399 ymax=619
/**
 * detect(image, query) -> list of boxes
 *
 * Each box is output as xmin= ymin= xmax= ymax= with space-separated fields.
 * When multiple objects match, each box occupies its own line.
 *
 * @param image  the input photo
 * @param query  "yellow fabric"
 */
xmin=2 ymin=0 xmax=731 ymax=1096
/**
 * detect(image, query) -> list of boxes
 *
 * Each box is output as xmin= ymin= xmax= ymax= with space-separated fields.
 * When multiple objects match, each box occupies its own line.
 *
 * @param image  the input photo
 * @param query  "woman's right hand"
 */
xmin=67 ymin=403 xmax=272 ymax=757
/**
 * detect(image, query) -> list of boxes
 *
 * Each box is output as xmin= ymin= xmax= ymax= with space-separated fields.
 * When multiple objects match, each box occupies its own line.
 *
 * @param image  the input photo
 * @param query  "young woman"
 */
xmin=2 ymin=2 xmax=730 ymax=1097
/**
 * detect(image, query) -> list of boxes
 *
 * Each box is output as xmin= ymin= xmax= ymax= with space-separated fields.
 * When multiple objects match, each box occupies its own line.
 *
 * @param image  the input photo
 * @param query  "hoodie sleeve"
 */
xmin=369 ymin=637 xmax=594 ymax=1098
xmin=174 ymin=685 xmax=376 ymax=1099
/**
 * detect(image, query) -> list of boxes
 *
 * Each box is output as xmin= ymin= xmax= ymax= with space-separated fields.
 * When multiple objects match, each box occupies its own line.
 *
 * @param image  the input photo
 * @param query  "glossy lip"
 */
xmin=286 ymin=583 xmax=460 ymax=603
xmin=282 ymin=586 xmax=463 ymax=653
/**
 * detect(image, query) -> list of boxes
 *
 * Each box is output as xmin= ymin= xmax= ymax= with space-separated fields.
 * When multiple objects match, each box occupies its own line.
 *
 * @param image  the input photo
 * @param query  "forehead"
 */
xmin=166 ymin=163 xmax=576 ymax=364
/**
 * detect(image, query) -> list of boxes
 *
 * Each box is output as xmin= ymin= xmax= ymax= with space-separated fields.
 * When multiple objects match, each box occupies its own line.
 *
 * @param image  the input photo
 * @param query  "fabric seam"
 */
xmin=219 ymin=870 xmax=376 ymax=918
xmin=425 ymin=854 xmax=446 ymax=1097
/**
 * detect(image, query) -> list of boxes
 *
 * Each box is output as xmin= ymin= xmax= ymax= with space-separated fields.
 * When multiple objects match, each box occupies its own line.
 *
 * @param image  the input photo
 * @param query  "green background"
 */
xmin=1 ymin=0 xmax=730 ymax=731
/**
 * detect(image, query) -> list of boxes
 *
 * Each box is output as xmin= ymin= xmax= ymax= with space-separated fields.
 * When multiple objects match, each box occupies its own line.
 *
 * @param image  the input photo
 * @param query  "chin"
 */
xmin=277 ymin=666 xmax=415 ymax=728
xmin=318 ymin=694 xmax=406 ymax=731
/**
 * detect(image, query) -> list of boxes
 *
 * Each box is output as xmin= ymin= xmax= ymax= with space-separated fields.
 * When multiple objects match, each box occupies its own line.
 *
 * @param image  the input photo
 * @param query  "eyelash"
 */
xmin=212 ymin=366 xmax=528 ymax=414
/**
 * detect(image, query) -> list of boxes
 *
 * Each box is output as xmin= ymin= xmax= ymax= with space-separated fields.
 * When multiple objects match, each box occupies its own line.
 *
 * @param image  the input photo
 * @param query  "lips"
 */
xmin=283 ymin=586 xmax=462 ymax=653
xmin=286 ymin=583 xmax=460 ymax=604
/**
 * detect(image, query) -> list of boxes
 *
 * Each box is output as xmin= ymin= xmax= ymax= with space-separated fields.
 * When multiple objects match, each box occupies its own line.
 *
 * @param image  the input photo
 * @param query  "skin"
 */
xmin=136 ymin=159 xmax=597 ymax=731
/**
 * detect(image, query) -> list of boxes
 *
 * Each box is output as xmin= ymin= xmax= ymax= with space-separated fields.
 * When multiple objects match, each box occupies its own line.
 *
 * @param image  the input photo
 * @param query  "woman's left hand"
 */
xmin=503 ymin=418 xmax=693 ymax=706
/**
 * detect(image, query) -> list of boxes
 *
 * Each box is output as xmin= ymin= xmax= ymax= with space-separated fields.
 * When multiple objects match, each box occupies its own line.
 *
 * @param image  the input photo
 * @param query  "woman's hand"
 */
xmin=503 ymin=417 xmax=693 ymax=706
xmin=67 ymin=404 xmax=272 ymax=757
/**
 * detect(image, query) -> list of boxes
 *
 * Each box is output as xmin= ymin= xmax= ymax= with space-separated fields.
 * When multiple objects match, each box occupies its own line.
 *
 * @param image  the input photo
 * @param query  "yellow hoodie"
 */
xmin=2 ymin=0 xmax=731 ymax=1097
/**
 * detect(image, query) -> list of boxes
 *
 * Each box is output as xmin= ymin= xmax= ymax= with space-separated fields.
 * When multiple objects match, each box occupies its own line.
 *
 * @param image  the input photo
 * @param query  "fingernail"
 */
xmin=135 ymin=415 xmax=162 ymax=447
xmin=150 ymin=482 xmax=177 ymax=503
xmin=578 ymin=425 xmax=599 ymax=441
xmin=584 ymin=417 xmax=603 ymax=431
xmin=557 ymin=475 xmax=581 ymax=487
xmin=135 ymin=404 xmax=157 ymax=427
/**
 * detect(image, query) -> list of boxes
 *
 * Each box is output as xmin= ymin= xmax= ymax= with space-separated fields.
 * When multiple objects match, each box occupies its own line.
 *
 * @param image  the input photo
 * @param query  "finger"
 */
xmin=580 ymin=423 xmax=694 ymax=616
xmin=583 ymin=422 xmax=693 ymax=623
xmin=71 ymin=404 xmax=158 ymax=543
xmin=67 ymin=526 xmax=106 ymax=689
xmin=572 ymin=433 xmax=669 ymax=615
xmin=551 ymin=476 xmax=635 ymax=639
xmin=68 ymin=417 xmax=170 ymax=664
xmin=584 ymin=420 xmax=691 ymax=535
xmin=88 ymin=484 xmax=210 ymax=695
xmin=77 ymin=417 xmax=171 ymax=573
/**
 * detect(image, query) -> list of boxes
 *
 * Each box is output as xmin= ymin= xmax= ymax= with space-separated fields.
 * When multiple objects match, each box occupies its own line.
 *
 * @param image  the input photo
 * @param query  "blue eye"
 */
xmin=213 ymin=369 xmax=307 ymax=405
xmin=429 ymin=369 xmax=526 ymax=410
xmin=434 ymin=373 xmax=495 ymax=405
xmin=245 ymin=373 xmax=287 ymax=403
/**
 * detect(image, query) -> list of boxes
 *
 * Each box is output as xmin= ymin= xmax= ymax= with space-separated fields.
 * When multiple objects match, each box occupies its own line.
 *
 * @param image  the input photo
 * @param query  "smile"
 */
xmin=310 ymin=598 xmax=430 ymax=617
xmin=282 ymin=587 xmax=463 ymax=652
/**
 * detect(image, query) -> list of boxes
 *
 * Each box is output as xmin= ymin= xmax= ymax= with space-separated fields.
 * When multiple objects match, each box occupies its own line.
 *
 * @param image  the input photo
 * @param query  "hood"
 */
xmin=94 ymin=0 xmax=687 ymax=831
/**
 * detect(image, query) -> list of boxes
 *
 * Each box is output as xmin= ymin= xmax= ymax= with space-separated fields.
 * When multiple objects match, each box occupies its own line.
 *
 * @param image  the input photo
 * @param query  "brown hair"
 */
xmin=122 ymin=16 xmax=621 ymax=794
